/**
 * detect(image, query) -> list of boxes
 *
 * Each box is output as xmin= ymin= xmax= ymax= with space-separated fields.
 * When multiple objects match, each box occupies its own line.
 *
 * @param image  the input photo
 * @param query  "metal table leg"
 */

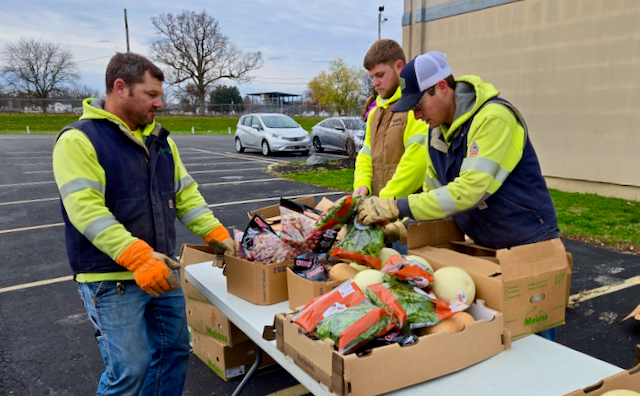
xmin=231 ymin=347 xmax=263 ymax=396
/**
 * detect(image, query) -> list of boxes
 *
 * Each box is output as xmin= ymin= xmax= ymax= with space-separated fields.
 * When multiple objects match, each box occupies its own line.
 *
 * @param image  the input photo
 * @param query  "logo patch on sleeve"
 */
xmin=469 ymin=141 xmax=479 ymax=157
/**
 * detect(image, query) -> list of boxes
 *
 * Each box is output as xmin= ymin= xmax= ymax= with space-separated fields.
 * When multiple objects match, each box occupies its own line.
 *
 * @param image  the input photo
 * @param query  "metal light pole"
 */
xmin=124 ymin=9 xmax=130 ymax=52
xmin=378 ymin=5 xmax=388 ymax=40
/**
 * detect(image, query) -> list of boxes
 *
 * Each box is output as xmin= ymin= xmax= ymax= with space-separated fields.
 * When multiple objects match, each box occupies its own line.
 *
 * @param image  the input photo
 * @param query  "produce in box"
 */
xmin=331 ymin=221 xmax=384 ymax=269
xmin=315 ymin=302 xmax=396 ymax=355
xmin=315 ymin=195 xmax=362 ymax=231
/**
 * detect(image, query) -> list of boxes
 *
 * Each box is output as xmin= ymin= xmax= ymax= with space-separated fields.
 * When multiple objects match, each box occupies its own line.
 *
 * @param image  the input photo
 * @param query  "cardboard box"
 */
xmin=226 ymin=195 xmax=341 ymax=305
xmin=185 ymin=298 xmax=249 ymax=346
xmin=248 ymin=196 xmax=316 ymax=232
xmin=276 ymin=300 xmax=510 ymax=396
xmin=191 ymin=329 xmax=275 ymax=381
xmin=407 ymin=220 xmax=572 ymax=340
xmin=564 ymin=364 xmax=640 ymax=395
xmin=179 ymin=244 xmax=217 ymax=302
xmin=286 ymin=267 xmax=343 ymax=311
xmin=224 ymin=253 xmax=293 ymax=305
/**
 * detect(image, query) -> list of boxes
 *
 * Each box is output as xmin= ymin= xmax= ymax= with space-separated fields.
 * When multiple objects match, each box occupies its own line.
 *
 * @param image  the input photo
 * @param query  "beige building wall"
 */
xmin=403 ymin=0 xmax=640 ymax=200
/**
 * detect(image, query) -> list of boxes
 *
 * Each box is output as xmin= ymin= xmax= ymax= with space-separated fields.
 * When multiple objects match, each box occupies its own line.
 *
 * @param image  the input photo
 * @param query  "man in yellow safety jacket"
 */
xmin=52 ymin=52 xmax=233 ymax=395
xmin=352 ymin=39 xmax=428 ymax=248
xmin=356 ymin=51 xmax=559 ymax=340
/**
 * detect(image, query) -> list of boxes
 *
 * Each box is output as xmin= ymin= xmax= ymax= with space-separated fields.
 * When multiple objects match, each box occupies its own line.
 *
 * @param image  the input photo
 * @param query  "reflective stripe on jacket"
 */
xmin=401 ymin=76 xmax=558 ymax=249
xmin=60 ymin=118 xmax=177 ymax=274
xmin=53 ymin=98 xmax=223 ymax=278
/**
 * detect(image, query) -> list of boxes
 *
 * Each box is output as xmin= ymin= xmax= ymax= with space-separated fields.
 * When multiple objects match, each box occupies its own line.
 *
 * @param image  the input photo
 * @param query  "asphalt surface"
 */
xmin=1 ymin=134 xmax=640 ymax=395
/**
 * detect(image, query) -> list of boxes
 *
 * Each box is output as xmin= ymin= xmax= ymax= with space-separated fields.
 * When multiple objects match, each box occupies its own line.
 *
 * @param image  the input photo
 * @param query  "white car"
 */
xmin=310 ymin=116 xmax=366 ymax=157
xmin=234 ymin=113 xmax=311 ymax=156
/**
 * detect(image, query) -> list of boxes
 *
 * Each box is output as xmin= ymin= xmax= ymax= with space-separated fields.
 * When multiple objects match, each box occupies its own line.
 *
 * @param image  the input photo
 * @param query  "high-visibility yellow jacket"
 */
xmin=53 ymin=98 xmax=224 ymax=282
xmin=353 ymin=87 xmax=428 ymax=199
xmin=397 ymin=75 xmax=558 ymax=249
xmin=398 ymin=75 xmax=524 ymax=220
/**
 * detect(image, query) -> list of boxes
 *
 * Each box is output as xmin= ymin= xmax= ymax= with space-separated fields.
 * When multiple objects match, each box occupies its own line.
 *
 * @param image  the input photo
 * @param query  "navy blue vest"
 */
xmin=429 ymin=98 xmax=558 ymax=249
xmin=60 ymin=119 xmax=177 ymax=274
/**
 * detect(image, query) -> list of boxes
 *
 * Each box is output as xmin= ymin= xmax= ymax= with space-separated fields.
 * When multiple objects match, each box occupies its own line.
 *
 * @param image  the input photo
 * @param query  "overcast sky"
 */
xmin=0 ymin=0 xmax=403 ymax=99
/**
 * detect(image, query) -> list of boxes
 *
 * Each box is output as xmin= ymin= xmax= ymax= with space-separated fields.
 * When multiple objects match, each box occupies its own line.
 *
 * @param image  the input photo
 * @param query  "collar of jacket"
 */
xmin=375 ymin=86 xmax=402 ymax=109
xmin=76 ymin=97 xmax=164 ymax=153
xmin=440 ymin=75 xmax=500 ymax=143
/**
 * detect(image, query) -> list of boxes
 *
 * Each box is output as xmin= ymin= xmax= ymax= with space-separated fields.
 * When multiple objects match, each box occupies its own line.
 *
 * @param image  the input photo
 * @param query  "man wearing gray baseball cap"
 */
xmin=356 ymin=51 xmax=560 ymax=339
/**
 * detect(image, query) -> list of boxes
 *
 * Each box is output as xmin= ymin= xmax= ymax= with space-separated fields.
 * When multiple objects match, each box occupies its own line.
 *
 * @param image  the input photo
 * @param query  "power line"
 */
xmin=76 ymin=55 xmax=113 ymax=63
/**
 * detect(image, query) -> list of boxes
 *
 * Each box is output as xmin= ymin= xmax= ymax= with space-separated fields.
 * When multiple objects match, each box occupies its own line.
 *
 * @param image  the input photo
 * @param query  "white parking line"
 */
xmin=0 ymin=197 xmax=59 ymax=206
xmin=0 ymin=181 xmax=55 ymax=188
xmin=23 ymin=170 xmax=53 ymax=174
xmin=6 ymin=151 xmax=51 ymax=155
xmin=190 ymin=167 xmax=265 ymax=175
xmin=569 ymin=275 xmax=640 ymax=307
xmin=184 ymin=161 xmax=271 ymax=167
xmin=199 ymin=178 xmax=291 ymax=187
xmin=0 ymin=192 xmax=343 ymax=234
xmin=264 ymin=384 xmax=309 ymax=396
xmin=13 ymin=162 xmax=51 ymax=167
xmin=0 ymin=275 xmax=73 ymax=294
xmin=0 ymin=223 xmax=64 ymax=234
xmin=190 ymin=148 xmax=286 ymax=165
xmin=8 ymin=156 xmax=52 ymax=160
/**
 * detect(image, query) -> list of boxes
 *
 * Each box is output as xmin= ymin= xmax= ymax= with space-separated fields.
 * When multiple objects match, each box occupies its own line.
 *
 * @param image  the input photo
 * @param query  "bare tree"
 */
xmin=1 ymin=38 xmax=79 ymax=101
xmin=65 ymin=84 xmax=102 ymax=100
xmin=150 ymin=10 xmax=263 ymax=114
xmin=174 ymin=83 xmax=201 ymax=113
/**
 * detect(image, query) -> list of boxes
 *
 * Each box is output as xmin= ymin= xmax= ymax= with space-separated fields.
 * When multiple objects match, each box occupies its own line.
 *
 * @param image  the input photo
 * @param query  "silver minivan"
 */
xmin=234 ymin=113 xmax=311 ymax=156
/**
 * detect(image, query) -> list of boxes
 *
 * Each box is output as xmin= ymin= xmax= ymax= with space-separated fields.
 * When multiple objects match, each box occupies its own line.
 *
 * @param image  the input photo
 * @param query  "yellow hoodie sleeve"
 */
xmin=405 ymin=104 xmax=525 ymax=220
xmin=168 ymin=137 xmax=224 ymax=238
xmin=378 ymin=111 xmax=428 ymax=199
xmin=353 ymin=109 xmax=374 ymax=194
xmin=52 ymin=130 xmax=139 ymax=260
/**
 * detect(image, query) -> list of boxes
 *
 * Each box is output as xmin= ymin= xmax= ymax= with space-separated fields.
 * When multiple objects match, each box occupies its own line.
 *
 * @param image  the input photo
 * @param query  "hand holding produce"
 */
xmin=357 ymin=196 xmax=399 ymax=225
xmin=316 ymin=195 xmax=362 ymax=231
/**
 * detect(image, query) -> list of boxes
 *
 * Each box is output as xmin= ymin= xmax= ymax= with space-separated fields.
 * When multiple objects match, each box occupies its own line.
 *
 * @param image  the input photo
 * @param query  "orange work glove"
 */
xmin=116 ymin=240 xmax=182 ymax=297
xmin=204 ymin=226 xmax=234 ymax=268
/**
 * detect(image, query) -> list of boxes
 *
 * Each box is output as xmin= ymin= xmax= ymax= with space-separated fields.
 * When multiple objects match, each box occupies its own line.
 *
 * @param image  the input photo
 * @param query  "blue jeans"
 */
xmin=77 ymin=276 xmax=190 ymax=396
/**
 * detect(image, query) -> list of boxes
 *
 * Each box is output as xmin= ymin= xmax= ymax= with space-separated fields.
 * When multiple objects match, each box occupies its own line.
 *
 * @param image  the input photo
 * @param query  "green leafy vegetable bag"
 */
xmin=330 ymin=221 xmax=384 ymax=269
xmin=315 ymin=302 xmax=395 ymax=355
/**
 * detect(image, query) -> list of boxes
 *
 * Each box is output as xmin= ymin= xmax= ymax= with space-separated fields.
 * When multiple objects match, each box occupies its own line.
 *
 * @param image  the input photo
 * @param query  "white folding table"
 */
xmin=185 ymin=262 xmax=623 ymax=396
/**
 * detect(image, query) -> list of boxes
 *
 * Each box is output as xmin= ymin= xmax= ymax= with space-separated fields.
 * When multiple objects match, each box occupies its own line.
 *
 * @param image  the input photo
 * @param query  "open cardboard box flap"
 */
xmin=496 ymin=238 xmax=569 ymax=279
xmin=624 ymin=304 xmax=640 ymax=322
xmin=564 ymin=364 xmax=640 ymax=395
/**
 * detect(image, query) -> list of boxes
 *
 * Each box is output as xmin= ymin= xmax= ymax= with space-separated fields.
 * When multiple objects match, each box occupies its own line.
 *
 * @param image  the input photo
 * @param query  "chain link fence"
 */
xmin=0 ymin=97 xmax=365 ymax=118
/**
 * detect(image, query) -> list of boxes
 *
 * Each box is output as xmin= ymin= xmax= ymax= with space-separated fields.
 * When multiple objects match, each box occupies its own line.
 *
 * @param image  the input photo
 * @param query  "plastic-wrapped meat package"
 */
xmin=241 ymin=215 xmax=298 ymax=263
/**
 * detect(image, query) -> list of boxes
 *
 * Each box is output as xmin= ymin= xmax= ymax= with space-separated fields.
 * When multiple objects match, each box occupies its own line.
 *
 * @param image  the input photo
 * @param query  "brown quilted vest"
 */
xmin=368 ymin=102 xmax=408 ymax=196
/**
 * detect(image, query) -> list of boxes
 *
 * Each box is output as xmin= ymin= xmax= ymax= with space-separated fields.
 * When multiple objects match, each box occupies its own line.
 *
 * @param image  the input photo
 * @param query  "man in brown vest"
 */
xmin=353 ymin=40 xmax=428 ymax=248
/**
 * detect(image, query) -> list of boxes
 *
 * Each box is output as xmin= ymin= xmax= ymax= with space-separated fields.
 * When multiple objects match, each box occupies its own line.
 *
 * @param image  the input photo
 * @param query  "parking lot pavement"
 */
xmin=1 ymin=133 xmax=640 ymax=395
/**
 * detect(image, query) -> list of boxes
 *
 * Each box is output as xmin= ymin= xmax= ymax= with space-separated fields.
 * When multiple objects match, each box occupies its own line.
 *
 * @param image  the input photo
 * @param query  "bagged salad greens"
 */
xmin=315 ymin=301 xmax=395 ymax=355
xmin=315 ymin=195 xmax=362 ymax=231
xmin=365 ymin=276 xmax=456 ymax=330
xmin=331 ymin=221 xmax=384 ymax=269
xmin=381 ymin=255 xmax=434 ymax=288
xmin=292 ymin=281 xmax=367 ymax=333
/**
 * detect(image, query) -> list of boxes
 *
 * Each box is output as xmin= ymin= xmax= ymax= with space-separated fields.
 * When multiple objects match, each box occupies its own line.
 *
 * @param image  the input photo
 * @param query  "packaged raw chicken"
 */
xmin=241 ymin=215 xmax=298 ymax=263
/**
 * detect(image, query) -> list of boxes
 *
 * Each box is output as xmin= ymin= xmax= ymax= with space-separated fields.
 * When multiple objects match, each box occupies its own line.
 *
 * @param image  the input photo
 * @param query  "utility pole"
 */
xmin=124 ymin=9 xmax=130 ymax=52
xmin=378 ymin=5 xmax=387 ymax=40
